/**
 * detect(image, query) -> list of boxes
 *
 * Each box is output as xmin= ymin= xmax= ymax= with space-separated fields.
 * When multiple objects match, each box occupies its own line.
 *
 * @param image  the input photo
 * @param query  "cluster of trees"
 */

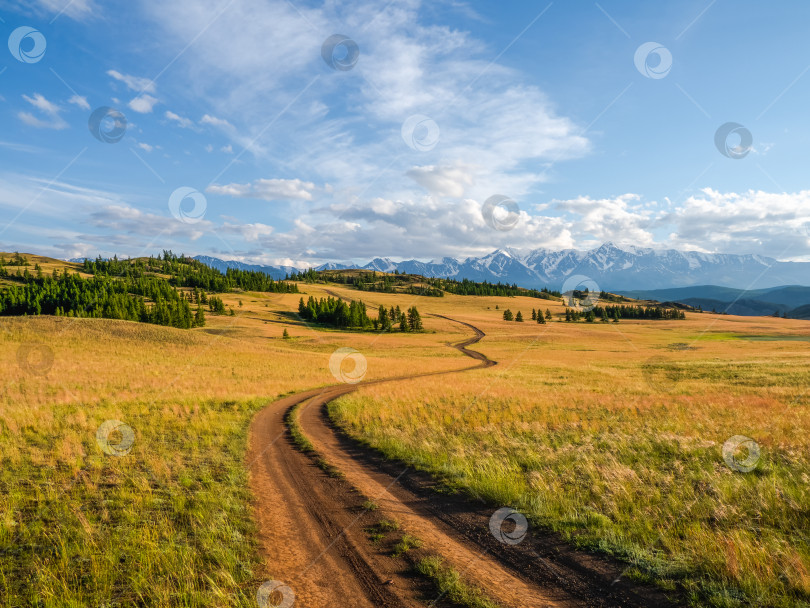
xmin=83 ymin=252 xmax=299 ymax=294
xmin=298 ymin=296 xmax=373 ymax=329
xmin=563 ymin=305 xmax=686 ymax=323
xmin=503 ymin=308 xmax=553 ymax=324
xmin=297 ymin=296 xmax=423 ymax=332
xmin=0 ymin=268 xmax=205 ymax=329
xmin=374 ymin=304 xmax=423 ymax=331
xmin=287 ymin=268 xmax=319 ymax=283
xmin=0 ymin=253 xmax=31 ymax=268
xmin=595 ymin=304 xmax=685 ymax=320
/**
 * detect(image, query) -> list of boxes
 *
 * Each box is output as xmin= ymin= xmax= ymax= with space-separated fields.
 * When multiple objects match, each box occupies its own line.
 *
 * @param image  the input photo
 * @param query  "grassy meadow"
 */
xmin=0 ymin=281 xmax=469 ymax=607
xmin=2 ymin=267 xmax=808 ymax=607
xmin=328 ymin=298 xmax=810 ymax=607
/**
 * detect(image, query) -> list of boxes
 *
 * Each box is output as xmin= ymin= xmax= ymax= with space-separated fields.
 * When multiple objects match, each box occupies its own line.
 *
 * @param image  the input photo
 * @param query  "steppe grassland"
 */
xmin=329 ymin=308 xmax=810 ymax=607
xmin=0 ymin=285 xmax=470 ymax=607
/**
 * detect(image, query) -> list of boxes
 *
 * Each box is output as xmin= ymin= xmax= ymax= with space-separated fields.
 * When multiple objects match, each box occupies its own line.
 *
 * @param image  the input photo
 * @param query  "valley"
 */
xmin=1 ymin=253 xmax=808 ymax=607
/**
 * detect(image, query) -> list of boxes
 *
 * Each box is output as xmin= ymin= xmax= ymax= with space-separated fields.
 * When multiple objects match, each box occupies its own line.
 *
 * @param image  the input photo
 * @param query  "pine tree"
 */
xmin=399 ymin=312 xmax=408 ymax=331
xmin=538 ymin=312 xmax=545 ymax=324
xmin=503 ymin=309 xmax=514 ymax=321
xmin=515 ymin=311 xmax=524 ymax=322
xmin=531 ymin=309 xmax=537 ymax=320
xmin=407 ymin=306 xmax=423 ymax=330
xmin=545 ymin=309 xmax=552 ymax=320
xmin=283 ymin=328 xmax=290 ymax=338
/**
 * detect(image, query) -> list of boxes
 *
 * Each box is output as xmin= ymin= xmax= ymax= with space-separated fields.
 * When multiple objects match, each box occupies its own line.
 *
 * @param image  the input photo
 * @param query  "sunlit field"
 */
xmin=3 ymin=274 xmax=809 ymax=607
xmin=329 ymin=297 xmax=810 ymax=608
xmin=0 ymin=282 xmax=470 ymax=607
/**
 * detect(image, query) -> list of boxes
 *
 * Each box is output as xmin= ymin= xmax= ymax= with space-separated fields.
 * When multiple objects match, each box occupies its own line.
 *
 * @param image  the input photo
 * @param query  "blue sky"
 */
xmin=2 ymin=0 xmax=810 ymax=266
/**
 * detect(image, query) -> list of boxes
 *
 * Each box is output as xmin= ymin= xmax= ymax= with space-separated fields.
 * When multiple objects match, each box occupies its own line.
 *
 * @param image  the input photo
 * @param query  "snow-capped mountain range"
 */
xmin=194 ymin=243 xmax=810 ymax=291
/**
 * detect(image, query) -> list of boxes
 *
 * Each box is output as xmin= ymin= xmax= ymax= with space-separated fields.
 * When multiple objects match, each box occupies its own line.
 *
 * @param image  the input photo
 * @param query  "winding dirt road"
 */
xmin=247 ymin=316 xmax=679 ymax=607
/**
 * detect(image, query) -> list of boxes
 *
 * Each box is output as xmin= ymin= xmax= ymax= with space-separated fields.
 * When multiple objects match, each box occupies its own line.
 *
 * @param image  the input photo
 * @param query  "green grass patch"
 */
xmin=284 ymin=403 xmax=315 ymax=453
xmin=0 ymin=397 xmax=268 ymax=607
xmin=416 ymin=556 xmax=501 ymax=608
xmin=392 ymin=534 xmax=423 ymax=557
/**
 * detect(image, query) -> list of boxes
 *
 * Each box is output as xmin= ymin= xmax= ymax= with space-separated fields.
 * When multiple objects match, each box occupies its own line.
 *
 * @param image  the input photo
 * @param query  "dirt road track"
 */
xmin=247 ymin=315 xmax=680 ymax=607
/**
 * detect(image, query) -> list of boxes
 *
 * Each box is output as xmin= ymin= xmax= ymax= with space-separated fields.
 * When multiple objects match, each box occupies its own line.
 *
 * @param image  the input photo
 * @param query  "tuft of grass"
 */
xmin=362 ymin=499 xmax=379 ymax=511
xmin=392 ymin=534 xmax=423 ymax=557
xmin=416 ymin=556 xmax=501 ymax=608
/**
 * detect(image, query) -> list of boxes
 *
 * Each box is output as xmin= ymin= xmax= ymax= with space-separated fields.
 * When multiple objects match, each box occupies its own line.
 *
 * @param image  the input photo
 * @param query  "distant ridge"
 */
xmin=192 ymin=242 xmax=810 ymax=291
xmin=620 ymin=285 xmax=810 ymax=318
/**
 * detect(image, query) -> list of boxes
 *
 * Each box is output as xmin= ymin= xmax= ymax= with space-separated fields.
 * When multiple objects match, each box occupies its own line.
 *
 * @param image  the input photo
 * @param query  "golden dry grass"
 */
xmin=0 ymin=283 xmax=469 ymax=606
xmin=2 ymin=274 xmax=808 ymax=607
xmin=328 ymin=298 xmax=810 ymax=607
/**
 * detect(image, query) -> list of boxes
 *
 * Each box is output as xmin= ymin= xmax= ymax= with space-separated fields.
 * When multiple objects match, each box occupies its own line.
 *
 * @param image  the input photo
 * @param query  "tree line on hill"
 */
xmin=0 ymin=251 xmax=301 ymax=330
xmin=500 ymin=304 xmax=686 ymax=324
xmin=287 ymin=268 xmax=561 ymax=300
xmin=429 ymin=278 xmax=560 ymax=299
xmin=298 ymin=296 xmax=423 ymax=331
xmin=83 ymin=251 xmax=299 ymax=294
xmin=0 ymin=267 xmax=205 ymax=329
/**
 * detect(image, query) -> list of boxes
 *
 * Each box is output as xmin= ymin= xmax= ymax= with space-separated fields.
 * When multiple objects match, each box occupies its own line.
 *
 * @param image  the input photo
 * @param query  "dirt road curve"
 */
xmin=247 ymin=316 xmax=679 ymax=608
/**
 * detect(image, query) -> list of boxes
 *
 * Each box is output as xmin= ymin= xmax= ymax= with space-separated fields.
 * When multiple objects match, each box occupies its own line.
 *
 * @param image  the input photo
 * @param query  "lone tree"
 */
xmin=515 ymin=311 xmax=524 ymax=322
xmin=503 ymin=309 xmax=514 ymax=321
xmin=283 ymin=328 xmax=290 ymax=339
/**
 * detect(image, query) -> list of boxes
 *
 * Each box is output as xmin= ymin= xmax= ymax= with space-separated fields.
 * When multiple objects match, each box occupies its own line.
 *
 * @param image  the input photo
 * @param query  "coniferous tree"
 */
xmin=407 ymin=306 xmax=423 ymax=331
xmin=503 ymin=309 xmax=514 ymax=321
xmin=194 ymin=305 xmax=205 ymax=327
xmin=545 ymin=309 xmax=552 ymax=320
xmin=531 ymin=308 xmax=537 ymax=320
xmin=537 ymin=312 xmax=545 ymax=324
xmin=515 ymin=311 xmax=524 ymax=322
